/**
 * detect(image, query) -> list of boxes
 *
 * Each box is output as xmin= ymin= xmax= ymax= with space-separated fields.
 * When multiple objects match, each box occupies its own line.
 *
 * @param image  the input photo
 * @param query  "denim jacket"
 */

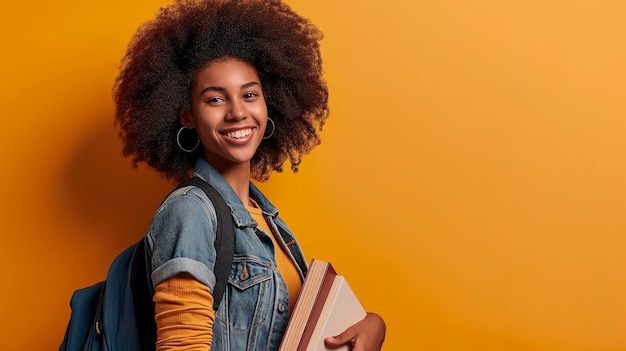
xmin=146 ymin=158 xmax=308 ymax=351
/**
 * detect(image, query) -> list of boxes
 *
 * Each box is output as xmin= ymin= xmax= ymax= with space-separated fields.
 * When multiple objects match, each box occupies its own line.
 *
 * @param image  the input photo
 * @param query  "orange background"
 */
xmin=1 ymin=0 xmax=625 ymax=350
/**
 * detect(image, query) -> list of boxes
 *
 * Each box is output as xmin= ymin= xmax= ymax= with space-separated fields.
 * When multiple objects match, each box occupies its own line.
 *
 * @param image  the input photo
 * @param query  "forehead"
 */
xmin=194 ymin=57 xmax=260 ymax=87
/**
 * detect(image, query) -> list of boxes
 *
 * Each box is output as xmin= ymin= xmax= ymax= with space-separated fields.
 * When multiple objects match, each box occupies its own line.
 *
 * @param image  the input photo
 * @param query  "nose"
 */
xmin=227 ymin=100 xmax=248 ymax=121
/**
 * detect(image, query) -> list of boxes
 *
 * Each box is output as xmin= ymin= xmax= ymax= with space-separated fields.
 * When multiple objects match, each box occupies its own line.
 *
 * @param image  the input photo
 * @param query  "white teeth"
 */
xmin=226 ymin=128 xmax=251 ymax=139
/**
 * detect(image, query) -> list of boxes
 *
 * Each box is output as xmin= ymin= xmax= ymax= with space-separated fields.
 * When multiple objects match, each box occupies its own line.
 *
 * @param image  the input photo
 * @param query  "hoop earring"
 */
xmin=177 ymin=126 xmax=200 ymax=152
xmin=263 ymin=118 xmax=275 ymax=140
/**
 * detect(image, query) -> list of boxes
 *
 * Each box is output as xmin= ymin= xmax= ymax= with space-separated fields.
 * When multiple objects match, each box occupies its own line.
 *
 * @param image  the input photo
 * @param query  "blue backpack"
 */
xmin=59 ymin=177 xmax=235 ymax=351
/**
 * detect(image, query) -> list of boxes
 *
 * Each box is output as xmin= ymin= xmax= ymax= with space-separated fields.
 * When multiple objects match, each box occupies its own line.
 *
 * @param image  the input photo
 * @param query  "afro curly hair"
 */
xmin=114 ymin=0 xmax=329 ymax=182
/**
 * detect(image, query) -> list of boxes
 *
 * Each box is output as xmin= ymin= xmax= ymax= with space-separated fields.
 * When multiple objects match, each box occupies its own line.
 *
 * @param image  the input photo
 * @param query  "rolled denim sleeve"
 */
xmin=147 ymin=187 xmax=218 ymax=291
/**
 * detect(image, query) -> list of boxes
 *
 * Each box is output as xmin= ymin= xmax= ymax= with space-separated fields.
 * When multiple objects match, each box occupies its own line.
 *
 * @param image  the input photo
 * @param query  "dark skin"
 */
xmin=325 ymin=313 xmax=386 ymax=350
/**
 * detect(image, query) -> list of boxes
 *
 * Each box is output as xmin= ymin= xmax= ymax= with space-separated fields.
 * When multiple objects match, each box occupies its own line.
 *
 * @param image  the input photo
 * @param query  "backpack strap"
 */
xmin=131 ymin=240 xmax=157 ymax=351
xmin=182 ymin=176 xmax=235 ymax=308
xmin=130 ymin=176 xmax=235 ymax=351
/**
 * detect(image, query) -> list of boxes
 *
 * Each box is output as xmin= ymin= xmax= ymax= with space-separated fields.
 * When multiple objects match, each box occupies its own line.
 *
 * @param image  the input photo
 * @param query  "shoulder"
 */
xmin=147 ymin=184 xmax=220 ymax=263
xmin=152 ymin=185 xmax=218 ymax=228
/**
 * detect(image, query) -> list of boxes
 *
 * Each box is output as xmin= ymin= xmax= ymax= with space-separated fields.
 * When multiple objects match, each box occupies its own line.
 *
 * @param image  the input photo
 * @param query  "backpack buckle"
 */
xmin=95 ymin=319 xmax=103 ymax=335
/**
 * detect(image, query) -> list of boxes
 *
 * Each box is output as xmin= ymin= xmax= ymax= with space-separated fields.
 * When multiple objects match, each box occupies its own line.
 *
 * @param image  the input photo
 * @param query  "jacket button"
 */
xmin=278 ymin=303 xmax=286 ymax=313
xmin=240 ymin=262 xmax=249 ymax=280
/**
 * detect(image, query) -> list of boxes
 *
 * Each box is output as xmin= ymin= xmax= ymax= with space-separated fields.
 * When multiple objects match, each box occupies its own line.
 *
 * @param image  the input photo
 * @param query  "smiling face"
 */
xmin=180 ymin=57 xmax=268 ymax=174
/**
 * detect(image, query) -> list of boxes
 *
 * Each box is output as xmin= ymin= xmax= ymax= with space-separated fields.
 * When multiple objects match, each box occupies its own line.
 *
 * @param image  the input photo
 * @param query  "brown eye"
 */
xmin=243 ymin=92 xmax=258 ymax=100
xmin=206 ymin=97 xmax=225 ymax=104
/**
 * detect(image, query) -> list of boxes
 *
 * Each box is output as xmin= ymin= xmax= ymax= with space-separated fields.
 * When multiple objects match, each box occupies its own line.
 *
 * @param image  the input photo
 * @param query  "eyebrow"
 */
xmin=199 ymin=81 xmax=261 ymax=96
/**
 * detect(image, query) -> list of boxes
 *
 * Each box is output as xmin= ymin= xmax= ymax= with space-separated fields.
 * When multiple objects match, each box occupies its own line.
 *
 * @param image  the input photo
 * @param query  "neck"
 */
xmin=215 ymin=163 xmax=251 ymax=206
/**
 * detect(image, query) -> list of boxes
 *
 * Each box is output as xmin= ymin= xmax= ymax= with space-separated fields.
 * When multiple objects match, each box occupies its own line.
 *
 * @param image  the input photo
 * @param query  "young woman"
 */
xmin=114 ymin=0 xmax=386 ymax=350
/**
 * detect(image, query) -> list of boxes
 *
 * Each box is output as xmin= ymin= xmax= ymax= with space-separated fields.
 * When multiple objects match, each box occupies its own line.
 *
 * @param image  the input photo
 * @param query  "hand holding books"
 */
xmin=279 ymin=259 xmax=386 ymax=351
xmin=323 ymin=312 xmax=386 ymax=351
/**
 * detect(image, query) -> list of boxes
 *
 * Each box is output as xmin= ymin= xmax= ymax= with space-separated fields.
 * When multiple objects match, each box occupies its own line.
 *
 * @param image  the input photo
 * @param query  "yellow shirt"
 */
xmin=246 ymin=199 xmax=303 ymax=313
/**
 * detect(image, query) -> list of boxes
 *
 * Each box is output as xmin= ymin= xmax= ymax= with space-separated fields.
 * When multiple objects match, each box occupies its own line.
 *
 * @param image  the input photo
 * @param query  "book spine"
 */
xmin=296 ymin=264 xmax=337 ymax=351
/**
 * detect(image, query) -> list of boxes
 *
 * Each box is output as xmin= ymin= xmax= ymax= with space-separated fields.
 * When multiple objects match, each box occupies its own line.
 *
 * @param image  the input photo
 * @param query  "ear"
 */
xmin=178 ymin=107 xmax=195 ymax=128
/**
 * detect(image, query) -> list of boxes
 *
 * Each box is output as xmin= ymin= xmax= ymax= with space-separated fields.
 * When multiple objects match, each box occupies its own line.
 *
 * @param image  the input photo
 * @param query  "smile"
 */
xmin=223 ymin=128 xmax=252 ymax=139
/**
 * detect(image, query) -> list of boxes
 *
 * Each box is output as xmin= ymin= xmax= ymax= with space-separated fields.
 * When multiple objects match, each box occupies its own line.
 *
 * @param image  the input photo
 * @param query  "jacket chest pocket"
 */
xmin=217 ymin=258 xmax=274 ymax=331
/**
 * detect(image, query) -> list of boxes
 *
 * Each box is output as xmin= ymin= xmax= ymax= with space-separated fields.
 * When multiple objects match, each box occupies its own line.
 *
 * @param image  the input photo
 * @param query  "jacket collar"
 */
xmin=193 ymin=158 xmax=279 ymax=228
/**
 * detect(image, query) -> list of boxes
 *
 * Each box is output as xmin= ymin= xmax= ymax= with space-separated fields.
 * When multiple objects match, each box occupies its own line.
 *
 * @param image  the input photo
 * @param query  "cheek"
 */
xmin=260 ymin=101 xmax=269 ymax=118
xmin=193 ymin=117 xmax=221 ymax=144
xmin=254 ymin=104 xmax=269 ymax=124
xmin=193 ymin=108 xmax=220 ymax=127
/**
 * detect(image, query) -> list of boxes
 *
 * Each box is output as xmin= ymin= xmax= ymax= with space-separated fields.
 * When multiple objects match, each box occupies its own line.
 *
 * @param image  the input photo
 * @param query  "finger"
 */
xmin=324 ymin=332 xmax=356 ymax=348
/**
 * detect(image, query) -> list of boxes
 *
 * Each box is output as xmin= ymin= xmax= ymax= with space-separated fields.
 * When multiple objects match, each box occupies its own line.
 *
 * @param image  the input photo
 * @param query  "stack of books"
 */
xmin=279 ymin=259 xmax=366 ymax=351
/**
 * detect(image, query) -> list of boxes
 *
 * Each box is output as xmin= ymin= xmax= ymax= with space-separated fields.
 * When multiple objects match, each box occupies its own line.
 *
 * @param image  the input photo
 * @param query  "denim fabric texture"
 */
xmin=146 ymin=157 xmax=308 ymax=351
